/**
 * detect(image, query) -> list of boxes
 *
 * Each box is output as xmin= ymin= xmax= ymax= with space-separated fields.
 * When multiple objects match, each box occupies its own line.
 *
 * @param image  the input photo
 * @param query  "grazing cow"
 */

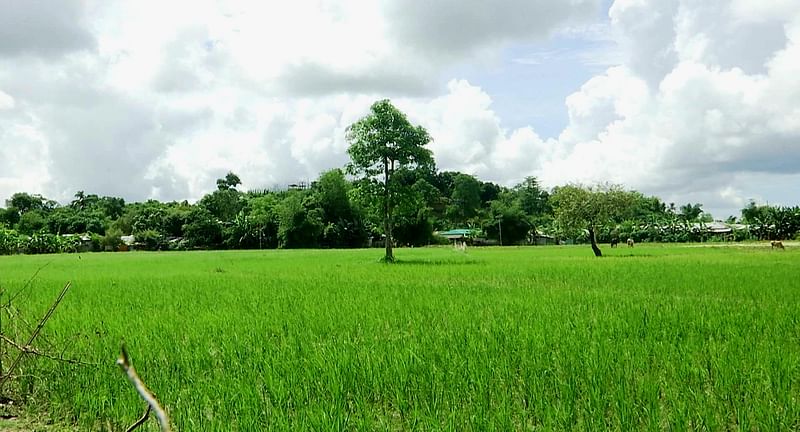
xmin=610 ymin=237 xmax=619 ymax=248
xmin=626 ymin=238 xmax=635 ymax=247
xmin=771 ymin=240 xmax=785 ymax=250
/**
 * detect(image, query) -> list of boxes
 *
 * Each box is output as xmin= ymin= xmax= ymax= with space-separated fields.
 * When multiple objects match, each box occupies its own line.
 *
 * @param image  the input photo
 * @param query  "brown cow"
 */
xmin=771 ymin=240 xmax=785 ymax=250
xmin=626 ymin=238 xmax=634 ymax=247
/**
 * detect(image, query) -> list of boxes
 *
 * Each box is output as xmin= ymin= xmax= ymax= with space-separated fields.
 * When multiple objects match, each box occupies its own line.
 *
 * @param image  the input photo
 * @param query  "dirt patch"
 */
xmin=0 ymin=417 xmax=58 ymax=432
xmin=0 ymin=411 xmax=77 ymax=432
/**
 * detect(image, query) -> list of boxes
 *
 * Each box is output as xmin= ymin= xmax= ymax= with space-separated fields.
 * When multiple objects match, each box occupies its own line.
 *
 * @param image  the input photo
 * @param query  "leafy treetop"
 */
xmin=346 ymin=99 xmax=434 ymax=179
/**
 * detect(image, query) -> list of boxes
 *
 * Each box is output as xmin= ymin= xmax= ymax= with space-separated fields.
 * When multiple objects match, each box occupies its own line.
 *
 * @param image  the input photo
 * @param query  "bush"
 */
xmin=101 ymin=228 xmax=124 ymax=251
xmin=89 ymin=233 xmax=103 ymax=252
xmin=167 ymin=238 xmax=190 ymax=251
xmin=731 ymin=228 xmax=754 ymax=242
xmin=26 ymin=232 xmax=60 ymax=254
xmin=134 ymin=229 xmax=166 ymax=251
xmin=0 ymin=228 xmax=24 ymax=255
xmin=58 ymin=235 xmax=81 ymax=253
xmin=430 ymin=234 xmax=452 ymax=246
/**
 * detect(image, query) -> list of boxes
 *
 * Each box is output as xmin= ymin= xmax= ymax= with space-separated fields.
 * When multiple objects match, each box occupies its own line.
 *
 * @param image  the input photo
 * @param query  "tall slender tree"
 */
xmin=346 ymin=99 xmax=433 ymax=262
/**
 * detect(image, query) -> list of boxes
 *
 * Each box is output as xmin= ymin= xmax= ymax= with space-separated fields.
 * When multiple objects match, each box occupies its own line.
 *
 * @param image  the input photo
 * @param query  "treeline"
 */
xmin=1 ymin=169 xmax=798 ymax=255
xmin=2 ymin=98 xmax=800 ymax=256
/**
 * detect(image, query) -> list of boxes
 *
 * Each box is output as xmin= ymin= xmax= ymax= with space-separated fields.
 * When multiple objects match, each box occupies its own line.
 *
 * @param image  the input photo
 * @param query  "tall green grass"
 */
xmin=1 ymin=245 xmax=798 ymax=430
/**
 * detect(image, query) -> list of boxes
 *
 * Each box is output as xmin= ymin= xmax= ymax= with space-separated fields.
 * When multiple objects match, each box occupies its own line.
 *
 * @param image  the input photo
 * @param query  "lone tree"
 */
xmin=346 ymin=99 xmax=433 ymax=262
xmin=551 ymin=184 xmax=633 ymax=257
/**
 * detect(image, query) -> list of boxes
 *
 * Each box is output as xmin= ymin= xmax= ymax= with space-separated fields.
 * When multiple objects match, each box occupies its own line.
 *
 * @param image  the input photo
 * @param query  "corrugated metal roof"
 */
xmin=438 ymin=229 xmax=474 ymax=236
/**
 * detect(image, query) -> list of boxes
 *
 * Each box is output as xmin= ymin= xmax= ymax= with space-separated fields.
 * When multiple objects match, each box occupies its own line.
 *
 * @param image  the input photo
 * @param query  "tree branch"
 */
xmin=0 ymin=281 xmax=71 ymax=392
xmin=124 ymin=406 xmax=152 ymax=432
xmin=116 ymin=344 xmax=171 ymax=432
xmin=0 ymin=334 xmax=98 ymax=368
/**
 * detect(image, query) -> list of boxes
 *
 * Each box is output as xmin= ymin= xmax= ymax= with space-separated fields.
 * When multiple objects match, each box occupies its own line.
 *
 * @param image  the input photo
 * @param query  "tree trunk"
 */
xmin=383 ymin=157 xmax=394 ymax=262
xmin=588 ymin=226 xmax=602 ymax=257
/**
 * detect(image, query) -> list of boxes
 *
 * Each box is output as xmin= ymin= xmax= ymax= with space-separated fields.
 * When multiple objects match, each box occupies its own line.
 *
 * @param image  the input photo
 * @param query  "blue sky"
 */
xmin=461 ymin=38 xmax=616 ymax=138
xmin=456 ymin=0 xmax=618 ymax=137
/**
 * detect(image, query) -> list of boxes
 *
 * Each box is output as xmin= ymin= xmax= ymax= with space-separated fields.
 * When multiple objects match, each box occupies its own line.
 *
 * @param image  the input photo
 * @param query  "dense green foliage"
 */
xmin=2 ymin=172 xmax=799 ymax=256
xmin=551 ymin=184 xmax=636 ymax=256
xmin=1 ymin=246 xmax=798 ymax=430
xmin=2 ymin=174 xmax=799 ymax=256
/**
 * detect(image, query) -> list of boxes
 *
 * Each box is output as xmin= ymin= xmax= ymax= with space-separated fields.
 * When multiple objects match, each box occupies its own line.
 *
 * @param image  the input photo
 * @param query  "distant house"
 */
xmin=118 ymin=235 xmax=136 ymax=251
xmin=691 ymin=221 xmax=732 ymax=234
xmin=437 ymin=229 xmax=475 ymax=240
xmin=436 ymin=229 xmax=487 ymax=245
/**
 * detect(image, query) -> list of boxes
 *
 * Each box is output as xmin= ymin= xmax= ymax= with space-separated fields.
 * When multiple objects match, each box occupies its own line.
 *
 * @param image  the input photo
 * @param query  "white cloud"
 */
xmin=0 ymin=0 xmax=597 ymax=204
xmin=0 ymin=89 xmax=13 ymax=110
xmin=401 ymin=80 xmax=554 ymax=185
xmin=0 ymin=122 xmax=51 ymax=200
xmin=538 ymin=0 xmax=800 ymax=216
xmin=0 ymin=0 xmax=798 ymax=220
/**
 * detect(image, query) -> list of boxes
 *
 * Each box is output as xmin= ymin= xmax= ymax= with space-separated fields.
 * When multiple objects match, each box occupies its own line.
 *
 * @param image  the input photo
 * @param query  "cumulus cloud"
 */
xmin=537 ymin=0 xmax=800 ymax=216
xmin=0 ymin=0 xmax=798 ymax=219
xmin=0 ymin=112 xmax=51 ymax=199
xmin=0 ymin=0 xmax=596 ymax=204
xmin=400 ymin=80 xmax=555 ymax=185
xmin=382 ymin=0 xmax=602 ymax=58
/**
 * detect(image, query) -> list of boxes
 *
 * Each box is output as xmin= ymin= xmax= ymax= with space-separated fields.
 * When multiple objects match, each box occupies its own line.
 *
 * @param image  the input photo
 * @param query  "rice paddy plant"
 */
xmin=0 ymin=244 xmax=798 ymax=430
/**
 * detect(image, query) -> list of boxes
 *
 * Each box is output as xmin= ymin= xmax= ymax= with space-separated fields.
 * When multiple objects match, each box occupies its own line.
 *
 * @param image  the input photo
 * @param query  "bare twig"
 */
xmin=117 ymin=344 xmax=171 ymax=432
xmin=0 ymin=335 xmax=98 ymax=368
xmin=125 ymin=405 xmax=152 ymax=432
xmin=0 ymin=281 xmax=71 ymax=392
xmin=2 ymin=304 xmax=58 ymax=354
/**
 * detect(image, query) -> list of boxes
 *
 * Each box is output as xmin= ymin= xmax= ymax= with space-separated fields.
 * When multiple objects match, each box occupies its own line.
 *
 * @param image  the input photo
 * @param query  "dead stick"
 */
xmin=0 ymin=281 xmax=71 ymax=391
xmin=0 ymin=334 xmax=98 ymax=368
xmin=125 ymin=405 xmax=152 ymax=432
xmin=117 ymin=344 xmax=171 ymax=432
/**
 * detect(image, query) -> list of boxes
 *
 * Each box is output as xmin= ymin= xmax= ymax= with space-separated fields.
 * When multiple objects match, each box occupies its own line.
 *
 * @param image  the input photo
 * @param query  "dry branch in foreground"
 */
xmin=124 ymin=405 xmax=152 ymax=432
xmin=0 ymin=281 xmax=72 ymax=393
xmin=116 ymin=344 xmax=171 ymax=432
xmin=0 ymin=334 xmax=96 ymax=367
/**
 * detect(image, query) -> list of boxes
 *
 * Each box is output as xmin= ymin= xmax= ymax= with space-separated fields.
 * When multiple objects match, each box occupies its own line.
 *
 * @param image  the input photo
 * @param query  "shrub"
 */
xmin=0 ymin=228 xmax=23 ymax=255
xmin=101 ymin=228 xmax=124 ymax=251
xmin=26 ymin=232 xmax=60 ymax=254
xmin=89 ymin=233 xmax=103 ymax=252
xmin=134 ymin=229 xmax=166 ymax=251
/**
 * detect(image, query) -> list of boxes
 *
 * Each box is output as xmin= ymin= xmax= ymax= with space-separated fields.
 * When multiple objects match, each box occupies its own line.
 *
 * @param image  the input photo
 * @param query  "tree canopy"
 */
xmin=551 ymin=184 xmax=635 ymax=257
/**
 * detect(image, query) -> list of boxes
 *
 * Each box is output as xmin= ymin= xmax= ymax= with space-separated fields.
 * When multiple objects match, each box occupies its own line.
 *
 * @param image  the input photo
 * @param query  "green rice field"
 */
xmin=1 ymin=244 xmax=799 ymax=431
